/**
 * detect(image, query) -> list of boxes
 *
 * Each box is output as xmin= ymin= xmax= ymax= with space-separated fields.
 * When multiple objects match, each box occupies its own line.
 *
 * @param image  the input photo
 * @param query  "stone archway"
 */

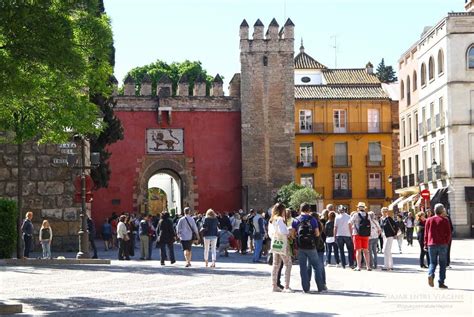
xmin=134 ymin=156 xmax=196 ymax=214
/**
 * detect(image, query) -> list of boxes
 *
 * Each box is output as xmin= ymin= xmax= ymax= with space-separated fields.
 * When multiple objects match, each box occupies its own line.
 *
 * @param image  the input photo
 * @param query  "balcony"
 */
xmin=402 ymin=175 xmax=408 ymax=188
xmin=393 ymin=177 xmax=402 ymax=190
xmin=366 ymin=155 xmax=385 ymax=167
xmin=418 ymin=170 xmax=425 ymax=183
xmin=333 ymin=189 xmax=352 ymax=199
xmin=296 ymin=156 xmax=318 ymax=168
xmin=298 ymin=122 xmax=392 ymax=134
xmin=435 ymin=114 xmax=440 ymax=129
xmin=427 ymin=167 xmax=433 ymax=182
xmin=426 ymin=118 xmax=431 ymax=134
xmin=408 ymin=173 xmax=415 ymax=187
xmin=332 ymin=155 xmax=352 ymax=168
xmin=367 ymin=188 xmax=385 ymax=199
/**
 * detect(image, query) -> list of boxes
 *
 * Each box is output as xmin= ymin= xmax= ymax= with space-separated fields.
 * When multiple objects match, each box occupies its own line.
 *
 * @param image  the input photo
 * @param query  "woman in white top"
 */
xmin=368 ymin=212 xmax=382 ymax=269
xmin=39 ymin=220 xmax=53 ymax=259
xmin=268 ymin=203 xmax=292 ymax=292
xmin=232 ymin=213 xmax=242 ymax=252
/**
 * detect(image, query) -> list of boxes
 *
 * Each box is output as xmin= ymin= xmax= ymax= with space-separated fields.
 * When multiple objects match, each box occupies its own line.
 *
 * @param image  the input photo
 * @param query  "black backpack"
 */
xmin=140 ymin=220 xmax=149 ymax=235
xmin=297 ymin=218 xmax=316 ymax=249
xmin=357 ymin=213 xmax=371 ymax=237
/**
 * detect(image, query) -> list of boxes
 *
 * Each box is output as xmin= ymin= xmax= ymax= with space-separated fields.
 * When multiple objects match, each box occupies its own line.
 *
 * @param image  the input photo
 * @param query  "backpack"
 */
xmin=357 ymin=213 xmax=371 ymax=237
xmin=140 ymin=220 xmax=149 ymax=236
xmin=297 ymin=218 xmax=316 ymax=249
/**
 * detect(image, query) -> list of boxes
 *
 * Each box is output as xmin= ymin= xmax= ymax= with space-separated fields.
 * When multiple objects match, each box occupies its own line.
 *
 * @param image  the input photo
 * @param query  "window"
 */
xmin=406 ymin=76 xmax=411 ymax=105
xmin=438 ymin=49 xmax=444 ymax=75
xmin=334 ymin=173 xmax=348 ymax=190
xmin=301 ymin=174 xmax=314 ymax=189
xmin=428 ymin=56 xmax=435 ymax=81
xmin=402 ymin=159 xmax=406 ymax=177
xmin=368 ymin=109 xmax=380 ymax=133
xmin=401 ymin=119 xmax=406 ymax=147
xmin=400 ymin=80 xmax=405 ymax=99
xmin=368 ymin=141 xmax=382 ymax=163
xmin=413 ymin=71 xmax=417 ymax=91
xmin=334 ymin=142 xmax=348 ymax=166
xmin=421 ymin=63 xmax=427 ymax=86
xmin=429 ymin=102 xmax=434 ymax=132
xmin=414 ymin=112 xmax=419 ymax=142
xmin=368 ymin=173 xmax=382 ymax=189
xmin=431 ymin=142 xmax=436 ymax=165
xmin=299 ymin=110 xmax=313 ymax=133
xmin=333 ymin=109 xmax=347 ymax=133
xmin=439 ymin=139 xmax=445 ymax=169
xmin=263 ymin=56 xmax=268 ymax=66
xmin=468 ymin=45 xmax=474 ymax=69
xmin=408 ymin=157 xmax=412 ymax=174
xmin=415 ymin=154 xmax=419 ymax=181
xmin=439 ymin=96 xmax=445 ymax=127
xmin=301 ymin=76 xmax=311 ymax=83
xmin=408 ymin=115 xmax=412 ymax=145
xmin=299 ymin=143 xmax=313 ymax=167
xmin=422 ymin=146 xmax=428 ymax=173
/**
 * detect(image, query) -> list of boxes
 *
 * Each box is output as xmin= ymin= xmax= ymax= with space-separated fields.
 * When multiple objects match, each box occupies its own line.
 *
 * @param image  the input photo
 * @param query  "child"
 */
xmin=39 ymin=220 xmax=53 ymax=259
xmin=218 ymin=227 xmax=234 ymax=257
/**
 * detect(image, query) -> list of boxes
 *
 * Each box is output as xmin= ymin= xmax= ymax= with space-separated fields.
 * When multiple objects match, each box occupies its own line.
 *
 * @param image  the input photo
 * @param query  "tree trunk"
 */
xmin=16 ymin=142 xmax=23 ymax=259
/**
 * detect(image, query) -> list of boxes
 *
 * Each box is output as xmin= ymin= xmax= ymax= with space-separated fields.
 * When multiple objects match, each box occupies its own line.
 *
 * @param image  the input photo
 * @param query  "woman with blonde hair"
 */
xmin=39 ymin=220 xmax=53 ymax=259
xmin=269 ymin=203 xmax=292 ymax=292
xmin=202 ymin=208 xmax=219 ymax=267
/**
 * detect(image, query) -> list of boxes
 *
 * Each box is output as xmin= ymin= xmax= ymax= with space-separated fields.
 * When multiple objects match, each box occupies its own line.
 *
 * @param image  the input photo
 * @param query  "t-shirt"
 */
xmin=334 ymin=213 xmax=351 ymax=237
xmin=291 ymin=214 xmax=318 ymax=231
xmin=350 ymin=211 xmax=367 ymax=235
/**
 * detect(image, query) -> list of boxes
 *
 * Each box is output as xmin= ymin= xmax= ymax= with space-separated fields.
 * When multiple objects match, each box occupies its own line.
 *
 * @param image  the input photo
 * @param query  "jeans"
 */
xmin=298 ymin=248 xmax=324 ymax=292
xmin=406 ymin=227 xmax=414 ymax=245
xmin=23 ymin=234 xmax=32 ymax=258
xmin=241 ymin=232 xmax=248 ymax=253
xmin=41 ymin=241 xmax=51 ymax=259
xmin=396 ymin=234 xmax=403 ymax=252
xmin=383 ymin=236 xmax=394 ymax=269
xmin=336 ymin=236 xmax=354 ymax=268
xmin=417 ymin=234 xmax=430 ymax=266
xmin=253 ymin=239 xmax=263 ymax=262
xmin=159 ymin=242 xmax=175 ymax=263
xmin=428 ymin=245 xmax=448 ymax=284
xmin=369 ymin=238 xmax=378 ymax=268
xmin=326 ymin=242 xmax=339 ymax=264
xmin=316 ymin=251 xmax=326 ymax=285
xmin=140 ymin=235 xmax=149 ymax=259
xmin=204 ymin=236 xmax=218 ymax=262
xmin=89 ymin=236 xmax=98 ymax=258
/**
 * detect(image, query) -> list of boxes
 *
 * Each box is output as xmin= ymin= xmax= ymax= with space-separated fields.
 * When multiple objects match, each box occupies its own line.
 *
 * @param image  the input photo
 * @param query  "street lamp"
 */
xmin=432 ymin=159 xmax=437 ymax=182
xmin=388 ymin=175 xmax=393 ymax=183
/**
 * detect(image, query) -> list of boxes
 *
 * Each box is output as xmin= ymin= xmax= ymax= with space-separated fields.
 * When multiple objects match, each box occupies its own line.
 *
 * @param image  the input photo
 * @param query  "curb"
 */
xmin=2 ymin=258 xmax=111 ymax=266
xmin=0 ymin=302 xmax=22 ymax=315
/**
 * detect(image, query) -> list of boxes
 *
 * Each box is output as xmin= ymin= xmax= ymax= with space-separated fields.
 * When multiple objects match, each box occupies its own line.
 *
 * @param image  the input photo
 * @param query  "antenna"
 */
xmin=283 ymin=0 xmax=287 ymax=21
xmin=330 ymin=35 xmax=338 ymax=68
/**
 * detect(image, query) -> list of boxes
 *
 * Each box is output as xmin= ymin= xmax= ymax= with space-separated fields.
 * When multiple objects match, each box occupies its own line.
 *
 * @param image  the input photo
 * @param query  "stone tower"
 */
xmin=240 ymin=18 xmax=295 ymax=211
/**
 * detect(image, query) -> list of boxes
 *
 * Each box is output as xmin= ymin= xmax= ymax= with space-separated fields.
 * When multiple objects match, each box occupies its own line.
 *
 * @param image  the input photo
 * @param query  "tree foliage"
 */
xmin=375 ymin=58 xmax=398 ymax=84
xmin=0 ymin=199 xmax=17 ymax=259
xmin=125 ymin=60 xmax=215 ymax=96
xmin=275 ymin=182 xmax=305 ymax=206
xmin=0 ymin=0 xmax=114 ymax=144
xmin=289 ymin=187 xmax=321 ymax=211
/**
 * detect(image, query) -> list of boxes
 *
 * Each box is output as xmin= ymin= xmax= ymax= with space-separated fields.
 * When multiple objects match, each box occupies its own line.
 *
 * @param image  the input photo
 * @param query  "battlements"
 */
xmin=240 ymin=18 xmax=294 ymax=53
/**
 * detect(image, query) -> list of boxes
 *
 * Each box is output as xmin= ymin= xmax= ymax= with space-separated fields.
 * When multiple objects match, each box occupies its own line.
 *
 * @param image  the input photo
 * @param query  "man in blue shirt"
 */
xmin=291 ymin=203 xmax=325 ymax=293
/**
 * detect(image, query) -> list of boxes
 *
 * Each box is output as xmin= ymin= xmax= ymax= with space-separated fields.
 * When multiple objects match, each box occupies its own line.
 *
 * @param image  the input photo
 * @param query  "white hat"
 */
xmin=357 ymin=202 xmax=367 ymax=208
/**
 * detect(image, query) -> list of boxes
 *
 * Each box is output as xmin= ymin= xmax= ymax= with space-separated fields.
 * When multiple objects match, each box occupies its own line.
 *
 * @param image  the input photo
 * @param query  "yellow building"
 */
xmin=294 ymin=45 xmax=399 ymax=213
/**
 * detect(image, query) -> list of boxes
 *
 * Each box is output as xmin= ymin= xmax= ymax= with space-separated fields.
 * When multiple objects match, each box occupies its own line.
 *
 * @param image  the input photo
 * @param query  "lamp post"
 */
xmin=76 ymin=135 xmax=89 ymax=259
xmin=432 ymin=159 xmax=438 ymax=182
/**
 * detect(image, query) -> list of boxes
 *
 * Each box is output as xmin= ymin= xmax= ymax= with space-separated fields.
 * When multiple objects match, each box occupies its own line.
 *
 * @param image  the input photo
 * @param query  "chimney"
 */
xmin=123 ymin=74 xmax=135 ymax=96
xmin=177 ymin=74 xmax=189 ymax=96
xmin=140 ymin=73 xmax=152 ymax=96
xmin=193 ymin=74 xmax=206 ymax=97
xmin=211 ymin=74 xmax=224 ymax=97
xmin=157 ymin=74 xmax=172 ymax=97
xmin=366 ymin=62 xmax=374 ymax=75
xmin=253 ymin=19 xmax=264 ymax=40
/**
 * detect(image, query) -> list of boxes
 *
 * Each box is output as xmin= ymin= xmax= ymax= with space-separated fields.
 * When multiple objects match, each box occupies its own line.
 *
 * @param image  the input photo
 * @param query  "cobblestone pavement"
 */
xmin=1 ymin=239 xmax=473 ymax=316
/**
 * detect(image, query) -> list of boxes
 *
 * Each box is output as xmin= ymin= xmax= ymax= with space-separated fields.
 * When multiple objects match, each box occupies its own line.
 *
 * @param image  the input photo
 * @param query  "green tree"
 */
xmin=375 ymin=58 xmax=398 ymax=83
xmin=0 ymin=0 xmax=114 ymax=257
xmin=275 ymin=182 xmax=305 ymax=206
xmin=126 ymin=60 xmax=214 ymax=96
xmin=289 ymin=187 xmax=322 ymax=211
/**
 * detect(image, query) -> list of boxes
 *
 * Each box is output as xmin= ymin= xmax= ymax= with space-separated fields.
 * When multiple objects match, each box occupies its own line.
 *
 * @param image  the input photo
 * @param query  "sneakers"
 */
xmin=439 ymin=283 xmax=448 ymax=289
xmin=428 ymin=275 xmax=434 ymax=287
xmin=282 ymin=288 xmax=293 ymax=293
xmin=353 ymin=267 xmax=361 ymax=271
xmin=272 ymin=287 xmax=282 ymax=292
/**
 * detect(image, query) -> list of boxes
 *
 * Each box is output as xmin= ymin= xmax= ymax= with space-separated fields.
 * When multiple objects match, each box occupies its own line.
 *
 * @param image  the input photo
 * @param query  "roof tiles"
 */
xmin=295 ymin=85 xmax=389 ymax=100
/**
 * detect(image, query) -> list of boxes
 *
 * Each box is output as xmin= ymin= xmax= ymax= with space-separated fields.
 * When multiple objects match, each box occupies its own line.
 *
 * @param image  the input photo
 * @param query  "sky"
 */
xmin=104 ymin=0 xmax=464 ymax=88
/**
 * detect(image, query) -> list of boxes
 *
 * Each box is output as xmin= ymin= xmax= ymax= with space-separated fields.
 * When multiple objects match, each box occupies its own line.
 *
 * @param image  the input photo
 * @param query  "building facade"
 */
xmin=397 ymin=9 xmax=474 ymax=237
xmin=294 ymin=45 xmax=398 ymax=213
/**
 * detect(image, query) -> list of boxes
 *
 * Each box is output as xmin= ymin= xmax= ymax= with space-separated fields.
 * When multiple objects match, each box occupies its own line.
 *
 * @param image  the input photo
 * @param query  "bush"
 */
xmin=276 ymin=182 xmax=305 ymax=206
xmin=289 ymin=187 xmax=322 ymax=211
xmin=0 ymin=199 xmax=17 ymax=259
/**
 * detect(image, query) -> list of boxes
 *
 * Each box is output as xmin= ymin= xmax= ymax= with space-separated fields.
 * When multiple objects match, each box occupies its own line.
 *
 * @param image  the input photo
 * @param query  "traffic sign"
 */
xmin=52 ymin=158 xmax=68 ymax=165
xmin=421 ymin=189 xmax=430 ymax=199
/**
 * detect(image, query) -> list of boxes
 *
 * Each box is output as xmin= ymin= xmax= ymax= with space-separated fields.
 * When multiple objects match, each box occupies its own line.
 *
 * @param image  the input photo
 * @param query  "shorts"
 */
xmin=354 ymin=235 xmax=369 ymax=250
xmin=181 ymin=240 xmax=192 ymax=251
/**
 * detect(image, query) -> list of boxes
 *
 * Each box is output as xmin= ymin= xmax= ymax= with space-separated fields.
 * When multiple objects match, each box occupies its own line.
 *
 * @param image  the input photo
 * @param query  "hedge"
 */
xmin=0 ymin=199 xmax=17 ymax=259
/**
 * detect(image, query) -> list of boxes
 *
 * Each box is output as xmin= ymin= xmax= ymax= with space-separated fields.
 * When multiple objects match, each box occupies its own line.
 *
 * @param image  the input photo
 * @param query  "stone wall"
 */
xmin=0 ymin=142 xmax=83 ymax=252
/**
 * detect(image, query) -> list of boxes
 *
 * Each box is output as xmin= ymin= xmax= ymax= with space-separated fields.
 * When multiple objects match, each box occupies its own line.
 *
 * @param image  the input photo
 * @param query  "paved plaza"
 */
xmin=1 ymin=239 xmax=473 ymax=316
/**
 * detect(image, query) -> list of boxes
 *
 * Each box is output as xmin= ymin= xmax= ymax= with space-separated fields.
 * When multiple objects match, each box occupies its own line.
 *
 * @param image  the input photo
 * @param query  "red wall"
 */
xmin=92 ymin=110 xmax=242 ymax=223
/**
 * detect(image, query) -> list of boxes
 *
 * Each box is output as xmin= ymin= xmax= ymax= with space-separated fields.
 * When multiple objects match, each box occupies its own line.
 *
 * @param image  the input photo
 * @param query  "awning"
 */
xmin=388 ymin=196 xmax=404 ymax=210
xmin=431 ymin=187 xmax=449 ymax=209
xmin=398 ymin=194 xmax=417 ymax=209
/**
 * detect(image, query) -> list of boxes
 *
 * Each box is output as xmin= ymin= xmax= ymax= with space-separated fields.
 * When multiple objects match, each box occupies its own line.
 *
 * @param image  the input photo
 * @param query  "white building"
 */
xmin=398 ymin=6 xmax=474 ymax=237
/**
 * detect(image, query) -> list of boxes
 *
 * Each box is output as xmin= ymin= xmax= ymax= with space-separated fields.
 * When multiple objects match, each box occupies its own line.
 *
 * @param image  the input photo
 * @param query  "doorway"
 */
xmin=147 ymin=170 xmax=182 ymax=217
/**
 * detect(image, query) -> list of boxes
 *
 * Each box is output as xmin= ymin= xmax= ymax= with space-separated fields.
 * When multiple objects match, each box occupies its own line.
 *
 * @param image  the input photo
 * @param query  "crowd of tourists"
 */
xmin=20 ymin=200 xmax=453 ymax=291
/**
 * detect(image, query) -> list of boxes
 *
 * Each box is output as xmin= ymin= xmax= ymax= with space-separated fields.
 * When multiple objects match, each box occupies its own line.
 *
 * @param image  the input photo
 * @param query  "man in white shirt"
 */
xmin=177 ymin=207 xmax=199 ymax=267
xmin=334 ymin=205 xmax=354 ymax=269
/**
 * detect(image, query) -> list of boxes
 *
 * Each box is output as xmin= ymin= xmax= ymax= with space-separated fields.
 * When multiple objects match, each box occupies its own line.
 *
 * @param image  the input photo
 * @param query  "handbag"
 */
xmin=271 ymin=234 xmax=287 ymax=255
xmin=184 ymin=216 xmax=199 ymax=242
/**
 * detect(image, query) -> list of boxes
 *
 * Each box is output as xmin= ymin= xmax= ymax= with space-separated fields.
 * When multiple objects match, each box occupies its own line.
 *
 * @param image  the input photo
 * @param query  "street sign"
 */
xmin=59 ymin=143 xmax=77 ymax=149
xmin=60 ymin=148 xmax=76 ymax=154
xmin=421 ymin=189 xmax=430 ymax=199
xmin=52 ymin=158 xmax=68 ymax=165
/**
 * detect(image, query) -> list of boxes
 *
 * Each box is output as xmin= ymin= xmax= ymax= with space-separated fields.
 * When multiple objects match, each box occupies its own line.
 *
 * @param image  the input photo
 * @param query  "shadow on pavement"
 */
xmin=16 ymin=297 xmax=339 ymax=316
